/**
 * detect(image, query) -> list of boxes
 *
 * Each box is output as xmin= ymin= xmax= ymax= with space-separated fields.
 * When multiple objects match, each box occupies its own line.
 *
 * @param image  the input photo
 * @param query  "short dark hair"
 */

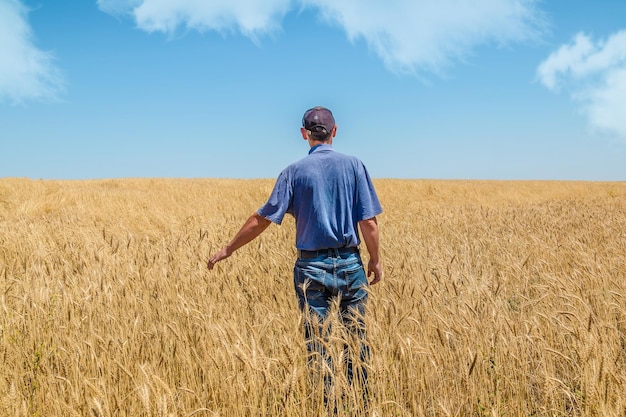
xmin=308 ymin=130 xmax=332 ymax=142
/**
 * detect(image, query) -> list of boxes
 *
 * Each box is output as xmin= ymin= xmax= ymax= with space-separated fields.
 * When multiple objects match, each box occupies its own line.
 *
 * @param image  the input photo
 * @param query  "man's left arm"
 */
xmin=359 ymin=216 xmax=382 ymax=285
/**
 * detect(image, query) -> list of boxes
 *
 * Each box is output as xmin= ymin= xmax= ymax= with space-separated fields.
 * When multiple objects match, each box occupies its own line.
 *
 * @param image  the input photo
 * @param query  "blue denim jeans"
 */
xmin=293 ymin=250 xmax=371 ymax=410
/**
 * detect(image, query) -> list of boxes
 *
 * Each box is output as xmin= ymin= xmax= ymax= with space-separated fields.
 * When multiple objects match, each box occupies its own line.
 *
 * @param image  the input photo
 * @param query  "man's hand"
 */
xmin=367 ymin=258 xmax=383 ymax=285
xmin=359 ymin=216 xmax=382 ymax=285
xmin=206 ymin=213 xmax=271 ymax=271
xmin=207 ymin=246 xmax=231 ymax=270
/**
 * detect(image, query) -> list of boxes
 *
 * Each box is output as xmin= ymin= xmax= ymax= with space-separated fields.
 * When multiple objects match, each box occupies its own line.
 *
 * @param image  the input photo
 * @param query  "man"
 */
xmin=207 ymin=106 xmax=383 ymax=410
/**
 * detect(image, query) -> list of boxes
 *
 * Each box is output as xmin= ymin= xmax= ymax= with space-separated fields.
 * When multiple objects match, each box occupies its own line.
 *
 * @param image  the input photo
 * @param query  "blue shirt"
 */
xmin=257 ymin=144 xmax=382 ymax=250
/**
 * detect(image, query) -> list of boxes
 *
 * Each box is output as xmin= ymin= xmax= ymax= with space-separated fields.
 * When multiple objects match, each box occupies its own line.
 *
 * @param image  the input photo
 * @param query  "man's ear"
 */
xmin=331 ymin=125 xmax=337 ymax=137
xmin=300 ymin=127 xmax=309 ymax=140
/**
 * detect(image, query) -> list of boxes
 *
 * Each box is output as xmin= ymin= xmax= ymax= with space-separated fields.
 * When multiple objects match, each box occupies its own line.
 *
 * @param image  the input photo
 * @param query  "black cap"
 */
xmin=302 ymin=106 xmax=335 ymax=137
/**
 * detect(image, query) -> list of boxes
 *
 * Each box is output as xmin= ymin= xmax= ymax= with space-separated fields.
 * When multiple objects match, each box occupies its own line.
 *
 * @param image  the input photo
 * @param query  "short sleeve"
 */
xmin=355 ymin=161 xmax=383 ymax=221
xmin=257 ymin=170 xmax=293 ymax=225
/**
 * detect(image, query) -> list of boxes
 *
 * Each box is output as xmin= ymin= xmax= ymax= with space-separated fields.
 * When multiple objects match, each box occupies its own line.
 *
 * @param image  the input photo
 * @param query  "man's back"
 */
xmin=259 ymin=144 xmax=381 ymax=251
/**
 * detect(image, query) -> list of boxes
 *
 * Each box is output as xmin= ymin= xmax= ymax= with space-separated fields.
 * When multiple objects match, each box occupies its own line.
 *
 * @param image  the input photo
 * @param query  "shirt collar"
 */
xmin=308 ymin=144 xmax=334 ymax=155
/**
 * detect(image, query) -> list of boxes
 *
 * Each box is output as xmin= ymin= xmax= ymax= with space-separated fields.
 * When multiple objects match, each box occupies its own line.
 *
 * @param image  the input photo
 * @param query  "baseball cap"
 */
xmin=302 ymin=106 xmax=335 ymax=137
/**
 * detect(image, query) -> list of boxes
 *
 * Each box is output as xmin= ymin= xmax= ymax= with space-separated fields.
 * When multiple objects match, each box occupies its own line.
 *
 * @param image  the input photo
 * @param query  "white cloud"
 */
xmin=584 ymin=68 xmax=626 ymax=137
xmin=537 ymin=31 xmax=626 ymax=138
xmin=97 ymin=0 xmax=543 ymax=74
xmin=306 ymin=0 xmax=543 ymax=74
xmin=0 ymin=0 xmax=63 ymax=104
xmin=536 ymin=33 xmax=595 ymax=91
xmin=98 ymin=0 xmax=293 ymax=39
xmin=96 ymin=0 xmax=142 ymax=16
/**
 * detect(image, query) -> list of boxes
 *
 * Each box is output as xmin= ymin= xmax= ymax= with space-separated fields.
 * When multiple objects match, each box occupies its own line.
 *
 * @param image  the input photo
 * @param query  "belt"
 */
xmin=297 ymin=247 xmax=359 ymax=259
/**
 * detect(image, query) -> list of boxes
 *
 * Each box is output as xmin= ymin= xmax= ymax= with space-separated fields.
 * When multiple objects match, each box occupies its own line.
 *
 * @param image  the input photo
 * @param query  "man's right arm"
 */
xmin=207 ymin=213 xmax=271 ymax=270
xmin=359 ymin=216 xmax=382 ymax=285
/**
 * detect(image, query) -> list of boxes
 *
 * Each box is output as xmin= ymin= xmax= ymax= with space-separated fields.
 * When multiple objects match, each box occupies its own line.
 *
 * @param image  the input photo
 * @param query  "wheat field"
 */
xmin=0 ymin=178 xmax=625 ymax=416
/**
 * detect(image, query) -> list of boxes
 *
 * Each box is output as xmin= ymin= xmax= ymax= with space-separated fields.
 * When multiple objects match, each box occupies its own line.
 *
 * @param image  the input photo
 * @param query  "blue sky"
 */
xmin=1 ymin=0 xmax=625 ymax=180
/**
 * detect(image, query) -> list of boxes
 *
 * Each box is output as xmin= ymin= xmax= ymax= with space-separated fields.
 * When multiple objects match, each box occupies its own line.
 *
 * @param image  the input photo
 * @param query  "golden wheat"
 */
xmin=0 ymin=178 xmax=625 ymax=416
